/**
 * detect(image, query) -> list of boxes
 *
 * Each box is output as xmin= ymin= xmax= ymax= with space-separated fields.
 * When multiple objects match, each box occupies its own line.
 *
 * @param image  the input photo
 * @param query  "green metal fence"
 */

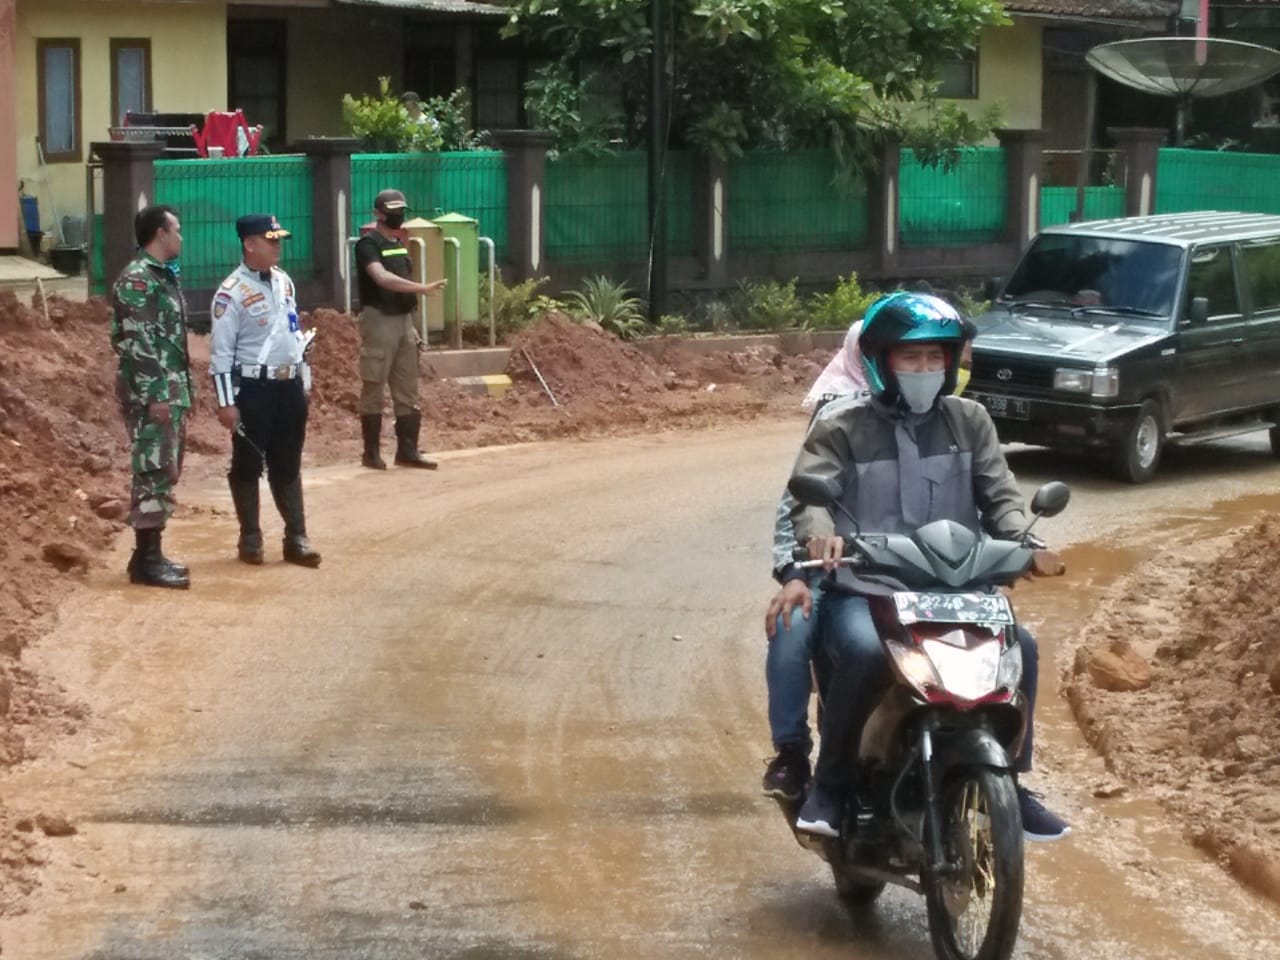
xmin=153 ymin=156 xmax=315 ymax=290
xmin=726 ymin=149 xmax=868 ymax=254
xmin=544 ymin=150 xmax=694 ymax=263
xmin=350 ymin=152 xmax=508 ymax=260
xmin=900 ymin=147 xmax=1007 ymax=247
xmin=1039 ymin=186 xmax=1126 ymax=228
xmin=1156 ymin=148 xmax=1280 ymax=214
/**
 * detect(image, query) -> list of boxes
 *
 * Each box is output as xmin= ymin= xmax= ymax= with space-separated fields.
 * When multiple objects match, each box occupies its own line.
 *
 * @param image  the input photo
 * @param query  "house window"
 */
xmin=475 ymin=58 xmax=520 ymax=129
xmin=111 ymin=39 xmax=152 ymax=126
xmin=938 ymin=53 xmax=978 ymax=100
xmin=37 ymin=38 xmax=81 ymax=163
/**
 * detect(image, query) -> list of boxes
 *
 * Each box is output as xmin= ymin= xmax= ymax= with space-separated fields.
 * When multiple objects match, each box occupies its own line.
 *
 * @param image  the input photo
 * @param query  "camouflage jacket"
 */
xmin=110 ymin=253 xmax=192 ymax=409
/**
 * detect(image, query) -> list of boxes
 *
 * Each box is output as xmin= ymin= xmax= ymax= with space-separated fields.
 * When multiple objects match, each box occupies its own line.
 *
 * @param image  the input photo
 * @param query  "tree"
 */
xmin=503 ymin=0 xmax=1009 ymax=167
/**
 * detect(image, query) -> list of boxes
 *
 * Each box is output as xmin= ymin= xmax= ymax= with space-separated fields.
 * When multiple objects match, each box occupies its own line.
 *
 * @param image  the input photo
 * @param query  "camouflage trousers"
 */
xmin=123 ymin=404 xmax=187 ymax=530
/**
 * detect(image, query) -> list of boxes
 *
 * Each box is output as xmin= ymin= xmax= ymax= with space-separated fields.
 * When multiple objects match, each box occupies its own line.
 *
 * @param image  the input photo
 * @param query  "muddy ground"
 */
xmin=2 ymin=287 xmax=1280 ymax=915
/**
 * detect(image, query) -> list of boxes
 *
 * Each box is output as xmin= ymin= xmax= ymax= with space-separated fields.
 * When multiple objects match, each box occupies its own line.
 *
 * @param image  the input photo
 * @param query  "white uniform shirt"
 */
xmin=209 ymin=264 xmax=308 ymax=406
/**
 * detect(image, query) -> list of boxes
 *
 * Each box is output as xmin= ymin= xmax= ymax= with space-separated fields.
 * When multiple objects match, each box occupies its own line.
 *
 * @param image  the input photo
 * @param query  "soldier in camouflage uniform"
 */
xmin=109 ymin=205 xmax=192 ymax=589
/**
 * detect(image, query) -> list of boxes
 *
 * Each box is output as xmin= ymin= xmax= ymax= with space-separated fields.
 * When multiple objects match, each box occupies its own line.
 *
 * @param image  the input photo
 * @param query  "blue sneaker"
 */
xmin=795 ymin=783 xmax=841 ymax=838
xmin=1017 ymin=787 xmax=1071 ymax=842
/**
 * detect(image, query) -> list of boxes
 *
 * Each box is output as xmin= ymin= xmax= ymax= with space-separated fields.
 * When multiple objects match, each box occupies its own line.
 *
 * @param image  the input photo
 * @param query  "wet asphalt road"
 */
xmin=2 ymin=421 xmax=1280 ymax=958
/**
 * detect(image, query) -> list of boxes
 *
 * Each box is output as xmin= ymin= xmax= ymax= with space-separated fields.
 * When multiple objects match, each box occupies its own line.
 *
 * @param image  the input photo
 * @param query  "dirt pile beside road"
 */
xmin=1065 ymin=517 xmax=1280 ymax=906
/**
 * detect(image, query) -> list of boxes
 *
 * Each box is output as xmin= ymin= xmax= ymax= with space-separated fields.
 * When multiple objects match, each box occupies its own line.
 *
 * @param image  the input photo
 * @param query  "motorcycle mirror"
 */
xmin=1030 ymin=481 xmax=1070 ymax=518
xmin=788 ymin=473 xmax=842 ymax=507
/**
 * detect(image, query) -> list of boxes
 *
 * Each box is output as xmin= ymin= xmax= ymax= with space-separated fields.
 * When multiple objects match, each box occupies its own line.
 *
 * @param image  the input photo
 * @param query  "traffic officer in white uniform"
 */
xmin=209 ymin=213 xmax=321 ymax=568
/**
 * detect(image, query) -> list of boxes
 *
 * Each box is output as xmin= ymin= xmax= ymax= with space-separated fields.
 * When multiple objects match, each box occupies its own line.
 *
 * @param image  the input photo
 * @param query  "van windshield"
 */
xmin=1001 ymin=235 xmax=1181 ymax=319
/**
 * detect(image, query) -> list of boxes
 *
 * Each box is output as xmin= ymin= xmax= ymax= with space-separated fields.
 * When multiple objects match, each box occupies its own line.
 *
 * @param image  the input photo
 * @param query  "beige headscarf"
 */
xmin=801 ymin=320 xmax=868 ymax=411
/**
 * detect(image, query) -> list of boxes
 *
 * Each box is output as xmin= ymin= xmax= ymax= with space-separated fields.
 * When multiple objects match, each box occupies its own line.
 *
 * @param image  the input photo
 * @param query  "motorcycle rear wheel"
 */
xmin=924 ymin=768 xmax=1024 ymax=960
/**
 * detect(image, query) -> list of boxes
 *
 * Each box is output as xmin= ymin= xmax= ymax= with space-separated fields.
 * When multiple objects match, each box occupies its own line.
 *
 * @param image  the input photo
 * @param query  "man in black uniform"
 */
xmin=353 ymin=189 xmax=447 ymax=470
xmin=209 ymin=214 xmax=321 ymax=568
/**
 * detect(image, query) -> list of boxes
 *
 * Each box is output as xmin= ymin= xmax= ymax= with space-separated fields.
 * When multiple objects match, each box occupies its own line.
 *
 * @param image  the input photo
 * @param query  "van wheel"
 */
xmin=1113 ymin=400 xmax=1163 ymax=484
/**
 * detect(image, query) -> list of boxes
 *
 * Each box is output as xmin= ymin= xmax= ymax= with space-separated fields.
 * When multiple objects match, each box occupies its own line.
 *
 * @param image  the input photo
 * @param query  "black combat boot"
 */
xmin=127 ymin=528 xmax=190 ymax=589
xmin=394 ymin=411 xmax=438 ymax=469
xmin=126 ymin=529 xmax=188 ymax=579
xmin=269 ymin=476 xmax=322 ymax=568
xmin=228 ymin=477 xmax=264 ymax=564
xmin=361 ymin=414 xmax=387 ymax=470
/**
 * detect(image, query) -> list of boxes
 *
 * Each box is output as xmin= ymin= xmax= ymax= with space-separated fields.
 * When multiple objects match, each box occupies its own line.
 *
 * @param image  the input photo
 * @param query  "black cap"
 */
xmin=374 ymin=189 xmax=409 ymax=212
xmin=236 ymin=213 xmax=291 ymax=240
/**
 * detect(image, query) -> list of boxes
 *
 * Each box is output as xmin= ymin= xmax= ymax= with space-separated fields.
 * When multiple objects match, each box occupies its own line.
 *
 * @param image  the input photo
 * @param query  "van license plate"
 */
xmin=971 ymin=392 xmax=1029 ymax=421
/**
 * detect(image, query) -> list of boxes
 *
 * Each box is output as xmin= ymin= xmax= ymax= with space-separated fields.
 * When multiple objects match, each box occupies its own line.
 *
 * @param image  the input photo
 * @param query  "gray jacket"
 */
xmin=789 ymin=395 xmax=1027 ymax=545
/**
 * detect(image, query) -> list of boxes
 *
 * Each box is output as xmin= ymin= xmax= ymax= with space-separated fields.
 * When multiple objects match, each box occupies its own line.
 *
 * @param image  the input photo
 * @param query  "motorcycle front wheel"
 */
xmin=924 ymin=768 xmax=1024 ymax=960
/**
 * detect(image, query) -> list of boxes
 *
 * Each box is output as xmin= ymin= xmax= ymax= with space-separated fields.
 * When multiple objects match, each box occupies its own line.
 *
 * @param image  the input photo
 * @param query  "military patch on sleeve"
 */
xmin=129 ymin=279 xmax=149 ymax=292
xmin=212 ymin=292 xmax=232 ymax=319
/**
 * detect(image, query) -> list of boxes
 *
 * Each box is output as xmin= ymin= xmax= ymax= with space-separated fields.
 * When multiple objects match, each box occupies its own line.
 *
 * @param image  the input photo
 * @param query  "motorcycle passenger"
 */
xmin=762 ymin=315 xmax=978 ymax=802
xmin=786 ymin=293 xmax=1070 ymax=842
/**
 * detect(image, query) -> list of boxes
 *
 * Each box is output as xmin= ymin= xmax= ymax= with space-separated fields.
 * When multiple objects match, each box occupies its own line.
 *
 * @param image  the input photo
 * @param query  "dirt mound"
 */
xmin=506 ymin=313 xmax=664 ymax=402
xmin=1064 ymin=517 xmax=1280 ymax=906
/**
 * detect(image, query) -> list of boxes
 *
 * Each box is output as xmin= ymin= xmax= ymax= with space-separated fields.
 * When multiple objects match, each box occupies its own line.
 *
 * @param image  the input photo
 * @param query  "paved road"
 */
xmin=3 ymin=421 xmax=1280 ymax=959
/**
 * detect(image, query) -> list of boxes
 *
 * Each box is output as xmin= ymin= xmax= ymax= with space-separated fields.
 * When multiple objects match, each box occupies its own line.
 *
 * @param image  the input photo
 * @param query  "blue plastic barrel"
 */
xmin=20 ymin=196 xmax=40 ymax=234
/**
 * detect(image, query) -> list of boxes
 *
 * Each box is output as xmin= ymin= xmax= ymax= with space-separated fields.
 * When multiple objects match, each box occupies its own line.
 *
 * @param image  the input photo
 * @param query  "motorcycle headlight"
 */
xmin=888 ymin=640 xmax=941 ymax=696
xmin=922 ymin=637 xmax=1001 ymax=702
xmin=996 ymin=640 xmax=1023 ymax=693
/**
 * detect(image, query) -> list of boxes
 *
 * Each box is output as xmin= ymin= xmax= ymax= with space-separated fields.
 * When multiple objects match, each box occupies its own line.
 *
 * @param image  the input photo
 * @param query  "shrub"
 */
xmin=475 ymin=273 xmax=564 ymax=342
xmin=806 ymin=273 xmax=880 ymax=330
xmin=731 ymin=279 xmax=804 ymax=331
xmin=654 ymin=313 xmax=691 ymax=337
xmin=563 ymin=275 xmax=650 ymax=340
xmin=342 ymin=77 xmax=482 ymax=153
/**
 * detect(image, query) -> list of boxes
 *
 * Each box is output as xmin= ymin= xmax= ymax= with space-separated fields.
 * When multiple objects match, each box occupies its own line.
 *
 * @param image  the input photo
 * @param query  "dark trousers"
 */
xmin=229 ymin=379 xmax=308 ymax=484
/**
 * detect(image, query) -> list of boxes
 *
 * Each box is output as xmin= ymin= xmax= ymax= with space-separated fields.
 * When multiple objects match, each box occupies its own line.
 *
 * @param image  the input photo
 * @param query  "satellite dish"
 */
xmin=1087 ymin=37 xmax=1280 ymax=144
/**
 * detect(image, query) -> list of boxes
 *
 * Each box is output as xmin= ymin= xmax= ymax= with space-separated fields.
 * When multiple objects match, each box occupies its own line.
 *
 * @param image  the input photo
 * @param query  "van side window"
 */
xmin=1242 ymin=241 xmax=1280 ymax=314
xmin=1186 ymin=247 xmax=1241 ymax=321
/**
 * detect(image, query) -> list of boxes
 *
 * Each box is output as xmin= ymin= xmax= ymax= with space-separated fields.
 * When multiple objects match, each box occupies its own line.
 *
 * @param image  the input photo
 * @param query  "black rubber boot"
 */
xmin=361 ymin=414 xmax=387 ymax=470
xmin=127 ymin=528 xmax=190 ymax=589
xmin=270 ymin=476 xmax=321 ymax=568
xmin=394 ymin=411 xmax=438 ymax=469
xmin=228 ymin=477 xmax=264 ymax=565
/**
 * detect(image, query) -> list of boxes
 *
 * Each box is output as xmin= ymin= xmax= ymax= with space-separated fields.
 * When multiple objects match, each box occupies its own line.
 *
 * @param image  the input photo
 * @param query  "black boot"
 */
xmin=394 ymin=411 xmax=438 ymax=469
xmin=361 ymin=414 xmax=387 ymax=470
xmin=126 ymin=529 xmax=188 ymax=579
xmin=270 ymin=476 xmax=321 ymax=568
xmin=228 ymin=477 xmax=264 ymax=564
xmin=127 ymin=528 xmax=190 ymax=589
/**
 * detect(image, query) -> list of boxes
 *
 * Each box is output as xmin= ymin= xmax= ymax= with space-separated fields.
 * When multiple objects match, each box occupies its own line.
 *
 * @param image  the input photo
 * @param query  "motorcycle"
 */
xmin=780 ymin=476 xmax=1070 ymax=960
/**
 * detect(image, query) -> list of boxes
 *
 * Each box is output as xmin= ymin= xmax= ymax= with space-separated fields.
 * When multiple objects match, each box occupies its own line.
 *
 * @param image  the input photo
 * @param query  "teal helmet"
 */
xmin=858 ymin=292 xmax=965 ymax=404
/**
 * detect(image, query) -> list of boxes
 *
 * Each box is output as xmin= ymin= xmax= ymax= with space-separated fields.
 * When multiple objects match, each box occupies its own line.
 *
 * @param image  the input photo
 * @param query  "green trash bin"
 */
xmin=432 ymin=213 xmax=480 ymax=339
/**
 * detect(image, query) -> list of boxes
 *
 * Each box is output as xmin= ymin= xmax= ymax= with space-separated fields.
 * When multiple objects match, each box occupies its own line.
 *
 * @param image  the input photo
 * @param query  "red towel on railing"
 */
xmin=193 ymin=110 xmax=263 ymax=157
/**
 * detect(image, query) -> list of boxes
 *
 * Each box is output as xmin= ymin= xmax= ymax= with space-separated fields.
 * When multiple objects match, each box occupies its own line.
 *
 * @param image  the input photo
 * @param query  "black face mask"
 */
xmin=383 ymin=212 xmax=405 ymax=230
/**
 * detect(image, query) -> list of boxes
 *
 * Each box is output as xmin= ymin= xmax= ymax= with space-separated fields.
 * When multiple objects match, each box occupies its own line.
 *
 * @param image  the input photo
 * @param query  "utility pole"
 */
xmin=647 ymin=0 xmax=667 ymax=321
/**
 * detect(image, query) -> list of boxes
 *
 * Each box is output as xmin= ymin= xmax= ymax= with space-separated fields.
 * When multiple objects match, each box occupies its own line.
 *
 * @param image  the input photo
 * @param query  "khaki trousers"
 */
xmin=358 ymin=306 xmax=420 ymax=417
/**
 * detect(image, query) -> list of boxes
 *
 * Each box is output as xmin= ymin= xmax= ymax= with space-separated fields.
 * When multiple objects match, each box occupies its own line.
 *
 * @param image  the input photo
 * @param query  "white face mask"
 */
xmin=896 ymin=370 xmax=946 ymax=414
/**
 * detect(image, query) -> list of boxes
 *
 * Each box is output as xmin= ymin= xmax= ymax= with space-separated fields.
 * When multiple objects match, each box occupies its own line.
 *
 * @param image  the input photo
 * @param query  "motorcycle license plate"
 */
xmin=969 ymin=391 xmax=1029 ymax=421
xmin=893 ymin=592 xmax=1015 ymax=626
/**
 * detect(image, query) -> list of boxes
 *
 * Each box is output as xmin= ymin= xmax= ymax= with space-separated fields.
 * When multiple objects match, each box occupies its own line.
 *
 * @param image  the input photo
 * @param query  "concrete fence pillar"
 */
xmin=491 ymin=130 xmax=554 ymax=281
xmin=693 ymin=153 xmax=729 ymax=284
xmin=90 ymin=140 xmax=163 ymax=286
xmin=996 ymin=129 xmax=1045 ymax=251
xmin=872 ymin=139 xmax=902 ymax=276
xmin=1107 ymin=127 xmax=1165 ymax=217
xmin=296 ymin=137 xmax=360 ymax=310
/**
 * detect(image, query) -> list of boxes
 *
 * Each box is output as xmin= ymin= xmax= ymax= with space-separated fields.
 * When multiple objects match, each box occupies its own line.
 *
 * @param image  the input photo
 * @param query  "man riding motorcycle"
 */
xmin=784 ymin=292 xmax=1070 ymax=842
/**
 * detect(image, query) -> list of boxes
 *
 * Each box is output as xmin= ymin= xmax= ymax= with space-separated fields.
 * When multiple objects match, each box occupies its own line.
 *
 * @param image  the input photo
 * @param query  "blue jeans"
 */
xmin=812 ymin=591 xmax=1039 ymax=791
xmin=765 ymin=586 xmax=824 ymax=751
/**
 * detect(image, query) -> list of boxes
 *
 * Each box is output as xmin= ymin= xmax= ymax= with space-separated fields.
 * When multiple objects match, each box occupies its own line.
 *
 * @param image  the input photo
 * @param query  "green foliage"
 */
xmin=477 ymin=273 xmax=565 ymax=342
xmin=525 ymin=64 xmax=622 ymax=157
xmin=563 ymin=275 xmax=651 ymax=339
xmin=655 ymin=313 xmax=692 ymax=336
xmin=504 ymin=0 xmax=1009 ymax=168
xmin=730 ymin=278 xmax=804 ymax=331
xmin=342 ymin=77 xmax=483 ymax=153
xmin=806 ymin=273 xmax=879 ymax=330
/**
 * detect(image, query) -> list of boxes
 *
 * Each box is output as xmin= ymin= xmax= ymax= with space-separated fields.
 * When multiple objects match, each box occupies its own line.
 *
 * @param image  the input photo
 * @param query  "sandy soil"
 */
xmin=1063 ymin=518 xmax=1280 ymax=906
